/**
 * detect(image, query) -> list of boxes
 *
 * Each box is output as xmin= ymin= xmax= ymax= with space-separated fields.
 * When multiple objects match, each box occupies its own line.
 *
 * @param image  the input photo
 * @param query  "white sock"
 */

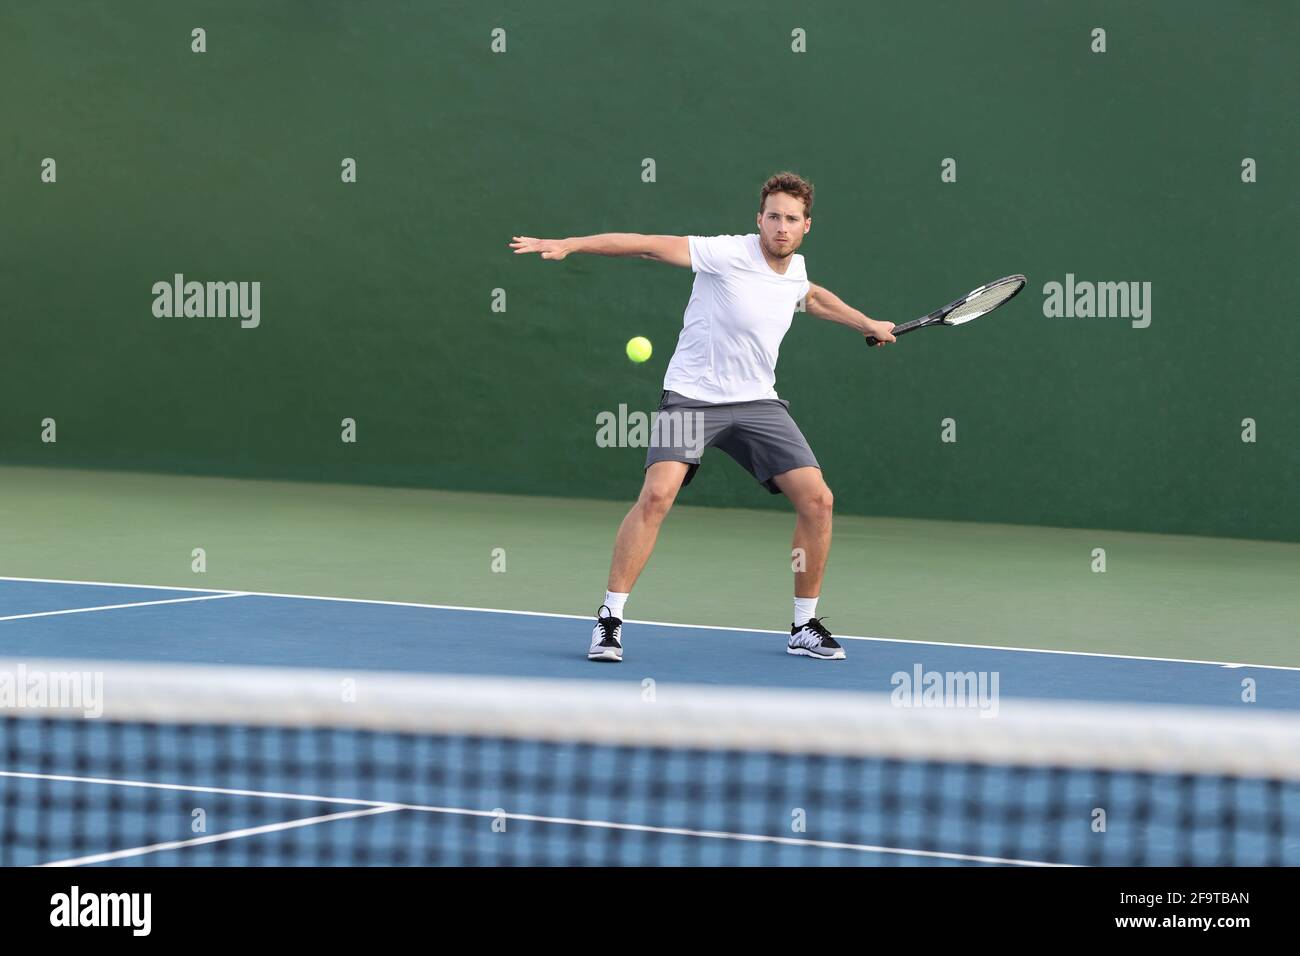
xmin=603 ymin=591 xmax=629 ymax=620
xmin=793 ymin=596 xmax=819 ymax=628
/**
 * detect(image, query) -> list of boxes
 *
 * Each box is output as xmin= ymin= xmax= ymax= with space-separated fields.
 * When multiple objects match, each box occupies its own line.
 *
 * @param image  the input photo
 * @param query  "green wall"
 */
xmin=2 ymin=1 xmax=1296 ymax=539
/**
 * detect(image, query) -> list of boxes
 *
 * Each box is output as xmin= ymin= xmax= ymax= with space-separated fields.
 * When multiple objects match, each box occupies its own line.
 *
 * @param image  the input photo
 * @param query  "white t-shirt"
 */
xmin=662 ymin=234 xmax=810 ymax=404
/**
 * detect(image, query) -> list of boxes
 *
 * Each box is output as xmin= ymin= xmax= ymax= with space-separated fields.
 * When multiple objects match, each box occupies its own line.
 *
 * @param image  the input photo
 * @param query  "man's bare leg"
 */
xmin=608 ymin=460 xmax=690 ymax=592
xmin=774 ymin=466 xmax=834 ymax=597
xmin=773 ymin=466 xmax=843 ymax=659
xmin=589 ymin=461 xmax=689 ymax=662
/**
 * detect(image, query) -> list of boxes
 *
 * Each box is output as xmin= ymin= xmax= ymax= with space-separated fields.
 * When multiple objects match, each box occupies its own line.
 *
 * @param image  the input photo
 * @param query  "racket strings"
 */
xmin=946 ymin=278 xmax=1024 ymax=325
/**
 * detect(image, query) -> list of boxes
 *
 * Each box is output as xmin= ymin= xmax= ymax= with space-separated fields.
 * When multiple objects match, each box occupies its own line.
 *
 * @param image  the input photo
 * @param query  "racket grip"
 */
xmin=865 ymin=324 xmax=907 ymax=347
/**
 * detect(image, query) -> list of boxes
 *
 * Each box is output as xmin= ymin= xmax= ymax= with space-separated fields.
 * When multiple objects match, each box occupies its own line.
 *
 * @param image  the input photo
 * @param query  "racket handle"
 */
xmin=865 ymin=323 xmax=913 ymax=347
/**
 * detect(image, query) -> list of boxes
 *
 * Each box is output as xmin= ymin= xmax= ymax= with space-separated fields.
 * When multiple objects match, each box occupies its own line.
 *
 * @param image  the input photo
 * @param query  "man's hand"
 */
xmin=864 ymin=318 xmax=897 ymax=347
xmin=510 ymin=236 xmax=570 ymax=260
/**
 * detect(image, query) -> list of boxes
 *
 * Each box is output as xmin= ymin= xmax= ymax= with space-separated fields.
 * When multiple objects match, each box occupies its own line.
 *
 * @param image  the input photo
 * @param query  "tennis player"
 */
xmin=510 ymin=172 xmax=895 ymax=662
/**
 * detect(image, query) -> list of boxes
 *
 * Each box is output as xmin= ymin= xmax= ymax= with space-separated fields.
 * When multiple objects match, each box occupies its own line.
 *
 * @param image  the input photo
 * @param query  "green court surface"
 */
xmin=3 ymin=465 xmax=1296 ymax=667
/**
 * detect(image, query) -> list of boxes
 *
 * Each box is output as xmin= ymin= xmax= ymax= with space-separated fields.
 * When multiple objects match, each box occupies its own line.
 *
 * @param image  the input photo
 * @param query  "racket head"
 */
xmin=941 ymin=274 xmax=1026 ymax=326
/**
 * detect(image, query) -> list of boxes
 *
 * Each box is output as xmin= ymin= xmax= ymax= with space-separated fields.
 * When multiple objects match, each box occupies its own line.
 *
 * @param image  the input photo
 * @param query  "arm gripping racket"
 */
xmin=866 ymin=274 xmax=1026 ymax=347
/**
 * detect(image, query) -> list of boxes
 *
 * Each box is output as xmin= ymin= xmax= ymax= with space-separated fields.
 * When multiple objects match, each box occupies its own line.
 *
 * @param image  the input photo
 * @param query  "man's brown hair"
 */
xmin=759 ymin=171 xmax=814 ymax=218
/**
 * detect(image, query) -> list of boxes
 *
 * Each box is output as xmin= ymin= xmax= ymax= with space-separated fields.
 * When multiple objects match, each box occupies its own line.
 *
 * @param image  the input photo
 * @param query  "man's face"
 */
xmin=756 ymin=192 xmax=810 ymax=261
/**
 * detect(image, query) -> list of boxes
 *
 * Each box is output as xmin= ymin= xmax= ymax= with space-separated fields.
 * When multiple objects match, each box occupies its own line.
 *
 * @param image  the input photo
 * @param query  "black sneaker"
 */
xmin=787 ymin=617 xmax=845 ymax=660
xmin=588 ymin=604 xmax=623 ymax=662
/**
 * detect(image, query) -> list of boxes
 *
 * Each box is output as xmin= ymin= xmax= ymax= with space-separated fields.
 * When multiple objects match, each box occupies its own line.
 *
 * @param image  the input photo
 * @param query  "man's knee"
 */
xmin=637 ymin=461 xmax=687 ymax=519
xmin=797 ymin=484 xmax=834 ymax=520
xmin=638 ymin=482 xmax=678 ymax=519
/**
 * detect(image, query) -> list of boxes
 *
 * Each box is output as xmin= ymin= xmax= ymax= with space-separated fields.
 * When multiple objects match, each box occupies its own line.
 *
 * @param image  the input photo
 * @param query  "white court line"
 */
xmin=40 ymin=806 xmax=400 ymax=867
xmin=0 ymin=769 xmax=386 ymax=807
xmin=0 ymin=591 xmax=247 ymax=623
xmin=5 ymin=769 xmax=1063 ymax=869
xmin=1 ymin=573 xmax=1295 ymax=672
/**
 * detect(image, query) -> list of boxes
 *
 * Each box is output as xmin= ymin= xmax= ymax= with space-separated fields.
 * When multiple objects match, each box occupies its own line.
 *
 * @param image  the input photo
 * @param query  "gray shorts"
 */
xmin=644 ymin=389 xmax=821 ymax=495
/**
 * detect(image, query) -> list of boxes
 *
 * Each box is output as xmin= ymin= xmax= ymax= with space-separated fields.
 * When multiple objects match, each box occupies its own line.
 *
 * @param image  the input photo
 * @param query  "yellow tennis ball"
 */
xmin=626 ymin=336 xmax=652 ymax=363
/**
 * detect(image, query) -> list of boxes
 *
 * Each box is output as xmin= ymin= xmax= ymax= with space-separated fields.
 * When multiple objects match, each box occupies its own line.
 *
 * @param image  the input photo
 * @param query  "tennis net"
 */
xmin=2 ymin=658 xmax=1298 ymax=866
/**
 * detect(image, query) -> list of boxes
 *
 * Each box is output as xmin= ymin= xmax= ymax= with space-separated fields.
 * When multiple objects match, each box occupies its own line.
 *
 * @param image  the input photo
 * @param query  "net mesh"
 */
xmin=2 ymin=659 xmax=1297 ymax=867
xmin=946 ymin=276 xmax=1025 ymax=325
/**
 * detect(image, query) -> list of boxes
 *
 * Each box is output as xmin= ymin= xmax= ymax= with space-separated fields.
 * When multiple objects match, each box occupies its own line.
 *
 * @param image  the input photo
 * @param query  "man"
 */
xmin=510 ymin=171 xmax=896 ymax=663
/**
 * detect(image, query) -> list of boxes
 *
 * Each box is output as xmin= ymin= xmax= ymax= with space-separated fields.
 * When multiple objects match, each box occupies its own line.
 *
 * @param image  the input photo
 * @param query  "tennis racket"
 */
xmin=866 ymin=274 xmax=1026 ymax=347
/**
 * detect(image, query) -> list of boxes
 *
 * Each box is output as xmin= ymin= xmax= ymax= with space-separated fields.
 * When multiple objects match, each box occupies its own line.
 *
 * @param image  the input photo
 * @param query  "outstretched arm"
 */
xmin=510 ymin=234 xmax=691 ymax=267
xmin=805 ymin=283 xmax=897 ymax=347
